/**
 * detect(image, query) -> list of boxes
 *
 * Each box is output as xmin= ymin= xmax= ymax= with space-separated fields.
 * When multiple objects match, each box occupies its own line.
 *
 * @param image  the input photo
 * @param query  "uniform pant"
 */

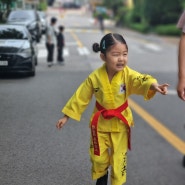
xmin=46 ymin=43 xmax=54 ymax=62
xmin=90 ymin=131 xmax=128 ymax=185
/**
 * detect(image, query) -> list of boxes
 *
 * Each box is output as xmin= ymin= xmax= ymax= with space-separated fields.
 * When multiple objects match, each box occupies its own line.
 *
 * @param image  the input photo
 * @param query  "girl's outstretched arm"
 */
xmin=150 ymin=83 xmax=169 ymax=95
xmin=56 ymin=115 xmax=69 ymax=130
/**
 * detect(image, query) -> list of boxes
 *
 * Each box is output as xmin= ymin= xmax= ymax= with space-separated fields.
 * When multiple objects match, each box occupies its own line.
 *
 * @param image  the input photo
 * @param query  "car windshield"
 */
xmin=0 ymin=27 xmax=28 ymax=39
xmin=8 ymin=11 xmax=35 ymax=21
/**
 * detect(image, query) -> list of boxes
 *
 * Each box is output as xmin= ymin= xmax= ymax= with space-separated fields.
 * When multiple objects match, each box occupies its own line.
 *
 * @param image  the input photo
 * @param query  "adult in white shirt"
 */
xmin=46 ymin=17 xmax=57 ymax=67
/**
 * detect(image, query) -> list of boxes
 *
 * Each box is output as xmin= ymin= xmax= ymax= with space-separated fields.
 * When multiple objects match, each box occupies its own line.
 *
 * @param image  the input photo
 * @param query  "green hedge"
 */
xmin=125 ymin=23 xmax=181 ymax=36
xmin=154 ymin=24 xmax=181 ymax=36
xmin=129 ymin=23 xmax=149 ymax=33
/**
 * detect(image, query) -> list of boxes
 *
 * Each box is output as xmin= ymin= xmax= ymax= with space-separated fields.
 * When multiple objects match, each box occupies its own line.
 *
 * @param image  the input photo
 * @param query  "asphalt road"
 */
xmin=0 ymin=7 xmax=185 ymax=185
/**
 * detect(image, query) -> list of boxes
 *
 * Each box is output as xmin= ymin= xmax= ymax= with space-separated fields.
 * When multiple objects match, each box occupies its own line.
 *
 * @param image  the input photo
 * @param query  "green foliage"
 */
xmin=96 ymin=0 xmax=184 ymax=36
xmin=38 ymin=1 xmax=47 ymax=11
xmin=154 ymin=24 xmax=181 ymax=36
xmin=114 ymin=6 xmax=129 ymax=26
xmin=123 ymin=8 xmax=133 ymax=26
xmin=144 ymin=0 xmax=183 ymax=26
xmin=132 ymin=0 xmax=145 ymax=23
xmin=129 ymin=23 xmax=149 ymax=33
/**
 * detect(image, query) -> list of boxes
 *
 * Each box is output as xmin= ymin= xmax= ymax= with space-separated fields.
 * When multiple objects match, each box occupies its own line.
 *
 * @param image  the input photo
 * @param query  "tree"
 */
xmin=143 ymin=0 xmax=183 ymax=26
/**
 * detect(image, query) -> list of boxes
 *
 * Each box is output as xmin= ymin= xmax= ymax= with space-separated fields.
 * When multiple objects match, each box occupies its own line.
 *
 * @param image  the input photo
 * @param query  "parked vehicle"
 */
xmin=61 ymin=2 xmax=81 ymax=9
xmin=48 ymin=0 xmax=54 ymax=6
xmin=7 ymin=10 xmax=42 ymax=43
xmin=37 ymin=11 xmax=47 ymax=34
xmin=0 ymin=24 xmax=38 ymax=76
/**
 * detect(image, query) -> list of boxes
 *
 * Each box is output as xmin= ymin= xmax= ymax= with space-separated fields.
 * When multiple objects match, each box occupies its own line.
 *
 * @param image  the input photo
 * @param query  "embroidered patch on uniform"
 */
xmin=134 ymin=74 xmax=150 ymax=83
xmin=121 ymin=152 xmax=127 ymax=176
xmin=94 ymin=87 xmax=99 ymax=92
xmin=120 ymin=84 xmax=126 ymax=93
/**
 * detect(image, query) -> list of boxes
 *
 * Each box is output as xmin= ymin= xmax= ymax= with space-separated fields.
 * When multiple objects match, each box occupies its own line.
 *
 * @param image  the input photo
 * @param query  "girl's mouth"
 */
xmin=116 ymin=64 xmax=124 ymax=67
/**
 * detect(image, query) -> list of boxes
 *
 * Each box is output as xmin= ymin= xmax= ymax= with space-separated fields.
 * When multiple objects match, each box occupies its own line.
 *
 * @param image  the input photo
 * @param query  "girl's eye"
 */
xmin=112 ymin=53 xmax=120 ymax=56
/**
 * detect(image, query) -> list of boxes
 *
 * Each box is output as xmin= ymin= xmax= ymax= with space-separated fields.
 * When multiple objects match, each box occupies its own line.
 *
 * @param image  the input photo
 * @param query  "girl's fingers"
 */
xmin=56 ymin=121 xmax=62 ymax=129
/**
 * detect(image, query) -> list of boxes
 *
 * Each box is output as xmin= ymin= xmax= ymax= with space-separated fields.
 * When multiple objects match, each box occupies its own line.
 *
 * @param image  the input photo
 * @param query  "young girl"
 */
xmin=56 ymin=33 xmax=169 ymax=185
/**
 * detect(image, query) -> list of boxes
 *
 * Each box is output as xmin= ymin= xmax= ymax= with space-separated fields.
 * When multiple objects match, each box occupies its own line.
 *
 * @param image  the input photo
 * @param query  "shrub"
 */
xmin=154 ymin=24 xmax=181 ymax=36
xmin=129 ymin=23 xmax=149 ymax=33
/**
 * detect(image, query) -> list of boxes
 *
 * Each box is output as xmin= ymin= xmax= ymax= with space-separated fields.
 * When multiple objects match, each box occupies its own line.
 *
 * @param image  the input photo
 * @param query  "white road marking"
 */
xmin=38 ymin=48 xmax=69 ymax=58
xmin=63 ymin=47 xmax=69 ymax=56
xmin=167 ymin=89 xmax=177 ymax=95
xmin=145 ymin=43 xmax=161 ymax=52
xmin=130 ymin=45 xmax=144 ymax=54
xmin=77 ymin=47 xmax=90 ymax=55
xmin=66 ymin=42 xmax=78 ymax=46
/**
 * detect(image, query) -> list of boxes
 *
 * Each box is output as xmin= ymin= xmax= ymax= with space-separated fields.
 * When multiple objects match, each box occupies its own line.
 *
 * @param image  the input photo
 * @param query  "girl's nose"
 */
xmin=118 ymin=55 xmax=124 ymax=61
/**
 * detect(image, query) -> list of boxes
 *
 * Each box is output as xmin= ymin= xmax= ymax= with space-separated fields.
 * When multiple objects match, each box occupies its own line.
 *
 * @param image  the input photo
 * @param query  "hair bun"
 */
xmin=92 ymin=43 xmax=100 ymax=53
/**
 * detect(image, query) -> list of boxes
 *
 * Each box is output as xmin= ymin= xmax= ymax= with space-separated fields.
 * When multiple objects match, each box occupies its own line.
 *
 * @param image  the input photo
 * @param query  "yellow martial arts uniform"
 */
xmin=62 ymin=64 xmax=157 ymax=185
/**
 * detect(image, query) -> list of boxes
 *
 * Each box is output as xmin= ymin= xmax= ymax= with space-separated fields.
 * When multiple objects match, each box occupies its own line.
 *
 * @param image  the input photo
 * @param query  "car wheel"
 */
xmin=29 ymin=58 xmax=36 ymax=76
xmin=29 ymin=70 xmax=35 ymax=77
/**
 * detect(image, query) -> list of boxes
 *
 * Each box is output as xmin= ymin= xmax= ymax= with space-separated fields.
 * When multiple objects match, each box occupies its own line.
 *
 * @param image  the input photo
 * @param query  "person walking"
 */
xmin=57 ymin=25 xmax=65 ymax=65
xmin=176 ymin=10 xmax=185 ymax=167
xmin=97 ymin=13 xmax=104 ymax=32
xmin=46 ymin=17 xmax=57 ymax=67
xmin=56 ymin=33 xmax=169 ymax=185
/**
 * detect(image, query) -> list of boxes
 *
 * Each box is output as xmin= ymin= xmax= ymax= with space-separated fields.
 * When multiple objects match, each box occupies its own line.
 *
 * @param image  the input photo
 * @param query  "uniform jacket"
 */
xmin=62 ymin=64 xmax=157 ymax=132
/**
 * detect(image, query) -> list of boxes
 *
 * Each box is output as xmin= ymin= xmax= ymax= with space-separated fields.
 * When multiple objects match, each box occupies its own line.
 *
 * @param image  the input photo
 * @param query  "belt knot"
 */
xmin=102 ymin=109 xmax=116 ymax=119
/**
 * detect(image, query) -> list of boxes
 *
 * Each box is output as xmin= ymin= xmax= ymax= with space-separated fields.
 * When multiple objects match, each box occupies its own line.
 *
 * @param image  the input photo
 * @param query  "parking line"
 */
xmin=129 ymin=98 xmax=185 ymax=155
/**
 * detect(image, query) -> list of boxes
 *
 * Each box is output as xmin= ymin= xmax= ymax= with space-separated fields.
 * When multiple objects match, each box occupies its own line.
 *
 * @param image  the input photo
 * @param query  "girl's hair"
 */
xmin=92 ymin=33 xmax=128 ymax=54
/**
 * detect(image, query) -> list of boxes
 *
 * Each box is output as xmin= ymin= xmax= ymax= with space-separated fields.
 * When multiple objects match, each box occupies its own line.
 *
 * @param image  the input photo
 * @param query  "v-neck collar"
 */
xmin=101 ymin=64 xmax=122 ymax=85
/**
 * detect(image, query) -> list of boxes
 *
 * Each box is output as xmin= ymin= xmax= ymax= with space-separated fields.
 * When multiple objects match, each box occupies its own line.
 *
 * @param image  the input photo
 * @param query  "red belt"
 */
xmin=91 ymin=101 xmax=130 ymax=156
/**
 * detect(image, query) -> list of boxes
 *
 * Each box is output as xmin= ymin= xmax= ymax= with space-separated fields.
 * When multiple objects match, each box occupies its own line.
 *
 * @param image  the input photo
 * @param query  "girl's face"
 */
xmin=101 ymin=42 xmax=128 ymax=75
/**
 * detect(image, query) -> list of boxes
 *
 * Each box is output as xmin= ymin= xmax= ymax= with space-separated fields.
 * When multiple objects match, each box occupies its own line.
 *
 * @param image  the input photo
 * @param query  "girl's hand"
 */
xmin=151 ymin=83 xmax=169 ymax=95
xmin=56 ymin=115 xmax=69 ymax=130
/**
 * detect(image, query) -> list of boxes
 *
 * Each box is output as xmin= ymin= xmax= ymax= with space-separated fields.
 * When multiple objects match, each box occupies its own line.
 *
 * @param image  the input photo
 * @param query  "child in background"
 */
xmin=56 ymin=33 xmax=169 ymax=185
xmin=57 ymin=25 xmax=65 ymax=65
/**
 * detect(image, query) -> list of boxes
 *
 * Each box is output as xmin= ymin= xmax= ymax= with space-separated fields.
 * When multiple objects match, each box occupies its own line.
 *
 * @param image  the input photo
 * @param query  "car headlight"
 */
xmin=18 ymin=44 xmax=32 ymax=58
